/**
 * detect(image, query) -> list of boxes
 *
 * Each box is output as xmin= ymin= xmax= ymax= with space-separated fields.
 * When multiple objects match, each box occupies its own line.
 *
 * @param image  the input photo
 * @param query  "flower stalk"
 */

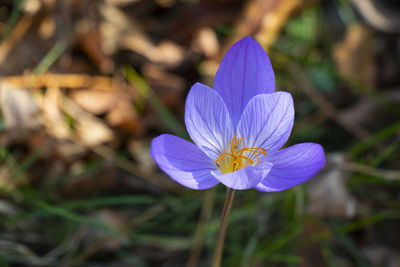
xmin=211 ymin=188 xmax=236 ymax=267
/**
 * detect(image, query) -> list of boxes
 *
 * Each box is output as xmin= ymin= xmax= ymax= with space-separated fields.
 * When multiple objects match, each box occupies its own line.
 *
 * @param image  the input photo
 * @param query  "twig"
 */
xmin=3 ymin=74 xmax=115 ymax=90
xmin=0 ymin=14 xmax=33 ymax=64
xmin=288 ymin=63 xmax=371 ymax=140
xmin=339 ymin=161 xmax=400 ymax=180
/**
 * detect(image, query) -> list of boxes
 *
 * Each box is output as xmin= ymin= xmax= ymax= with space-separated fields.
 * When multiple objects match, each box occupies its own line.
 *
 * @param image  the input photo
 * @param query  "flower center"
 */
xmin=215 ymin=136 xmax=266 ymax=174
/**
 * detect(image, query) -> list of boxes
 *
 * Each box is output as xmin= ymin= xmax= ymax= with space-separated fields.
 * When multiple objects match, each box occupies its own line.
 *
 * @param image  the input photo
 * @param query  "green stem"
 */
xmin=211 ymin=188 xmax=236 ymax=267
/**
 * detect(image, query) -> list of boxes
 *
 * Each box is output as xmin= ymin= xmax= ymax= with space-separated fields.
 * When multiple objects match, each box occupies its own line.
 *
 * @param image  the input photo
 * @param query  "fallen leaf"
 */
xmin=106 ymin=100 xmax=145 ymax=136
xmin=76 ymin=21 xmax=114 ymax=73
xmin=70 ymin=89 xmax=118 ymax=115
xmin=38 ymin=86 xmax=71 ymax=139
xmin=192 ymin=27 xmax=220 ymax=57
xmin=333 ymin=24 xmax=375 ymax=89
xmin=100 ymin=3 xmax=185 ymax=67
xmin=61 ymin=97 xmax=114 ymax=146
xmin=0 ymin=81 xmax=40 ymax=142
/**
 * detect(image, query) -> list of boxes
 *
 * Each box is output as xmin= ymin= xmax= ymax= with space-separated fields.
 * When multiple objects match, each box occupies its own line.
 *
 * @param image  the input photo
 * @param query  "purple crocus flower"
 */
xmin=150 ymin=36 xmax=325 ymax=191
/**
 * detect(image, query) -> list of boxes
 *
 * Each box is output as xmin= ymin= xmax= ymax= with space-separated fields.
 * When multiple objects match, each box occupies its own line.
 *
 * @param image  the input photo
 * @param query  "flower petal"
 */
xmin=255 ymin=143 xmax=325 ymax=192
xmin=150 ymin=134 xmax=219 ymax=190
xmin=237 ymin=92 xmax=294 ymax=153
xmin=185 ymin=82 xmax=233 ymax=160
xmin=214 ymin=36 xmax=275 ymax=126
xmin=211 ymin=163 xmax=272 ymax=190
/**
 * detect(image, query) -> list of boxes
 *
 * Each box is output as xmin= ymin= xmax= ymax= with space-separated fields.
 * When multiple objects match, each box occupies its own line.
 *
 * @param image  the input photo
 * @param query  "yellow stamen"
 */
xmin=215 ymin=136 xmax=266 ymax=173
xmin=215 ymin=153 xmax=233 ymax=165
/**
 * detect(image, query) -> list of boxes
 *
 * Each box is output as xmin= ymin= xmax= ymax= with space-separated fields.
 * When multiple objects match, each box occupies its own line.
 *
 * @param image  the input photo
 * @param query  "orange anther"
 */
xmin=215 ymin=136 xmax=266 ymax=173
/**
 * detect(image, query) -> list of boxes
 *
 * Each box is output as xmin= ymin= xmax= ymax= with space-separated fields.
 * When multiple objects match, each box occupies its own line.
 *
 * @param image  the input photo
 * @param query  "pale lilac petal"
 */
xmin=255 ymin=143 xmax=325 ymax=192
xmin=150 ymin=134 xmax=219 ymax=190
xmin=211 ymin=163 xmax=272 ymax=190
xmin=237 ymin=92 xmax=294 ymax=153
xmin=185 ymin=82 xmax=233 ymax=160
xmin=214 ymin=36 xmax=275 ymax=126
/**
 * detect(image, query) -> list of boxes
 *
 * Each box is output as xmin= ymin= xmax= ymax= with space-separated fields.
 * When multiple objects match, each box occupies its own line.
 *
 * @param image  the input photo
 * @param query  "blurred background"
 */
xmin=0 ymin=0 xmax=400 ymax=266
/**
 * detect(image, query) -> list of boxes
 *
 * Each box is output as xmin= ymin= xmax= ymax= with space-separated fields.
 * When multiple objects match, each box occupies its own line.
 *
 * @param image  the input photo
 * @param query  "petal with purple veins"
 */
xmin=185 ymin=82 xmax=233 ymax=160
xmin=150 ymin=134 xmax=219 ymax=190
xmin=214 ymin=36 xmax=275 ymax=126
xmin=255 ymin=143 xmax=325 ymax=192
xmin=237 ymin=92 xmax=294 ymax=153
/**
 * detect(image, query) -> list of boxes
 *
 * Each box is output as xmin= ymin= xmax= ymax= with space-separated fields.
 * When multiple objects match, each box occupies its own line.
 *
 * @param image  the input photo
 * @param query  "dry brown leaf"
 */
xmin=100 ymin=3 xmax=185 ymax=67
xmin=70 ymin=89 xmax=118 ymax=115
xmin=192 ymin=27 xmax=220 ymax=57
xmin=0 ymin=81 xmax=40 ymax=142
xmin=333 ymin=24 xmax=376 ymax=88
xmin=54 ymin=140 xmax=87 ymax=160
xmin=234 ymin=0 xmax=278 ymax=47
xmin=220 ymin=0 xmax=303 ymax=55
xmin=66 ymin=76 xmax=144 ymax=136
xmin=61 ymin=97 xmax=114 ymax=146
xmin=38 ymin=86 xmax=71 ymax=139
xmin=0 ymin=14 xmax=34 ymax=66
xmin=155 ymin=41 xmax=185 ymax=67
xmin=256 ymin=0 xmax=303 ymax=50
xmin=23 ymin=0 xmax=42 ymax=14
xmin=38 ymin=15 xmax=55 ymax=39
xmin=105 ymin=0 xmax=141 ymax=7
xmin=199 ymin=60 xmax=219 ymax=86
xmin=106 ymin=100 xmax=145 ymax=136
xmin=76 ymin=21 xmax=114 ymax=73
xmin=3 ymin=74 xmax=114 ymax=90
